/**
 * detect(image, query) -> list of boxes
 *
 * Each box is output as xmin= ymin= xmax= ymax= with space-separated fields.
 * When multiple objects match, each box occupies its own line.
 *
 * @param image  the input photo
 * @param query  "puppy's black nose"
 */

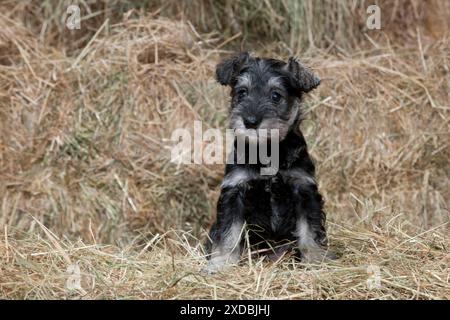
xmin=243 ymin=116 xmax=260 ymax=129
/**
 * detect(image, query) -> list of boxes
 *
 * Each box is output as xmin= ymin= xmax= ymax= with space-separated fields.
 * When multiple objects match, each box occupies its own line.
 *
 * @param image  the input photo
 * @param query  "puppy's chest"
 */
xmin=244 ymin=177 xmax=296 ymax=235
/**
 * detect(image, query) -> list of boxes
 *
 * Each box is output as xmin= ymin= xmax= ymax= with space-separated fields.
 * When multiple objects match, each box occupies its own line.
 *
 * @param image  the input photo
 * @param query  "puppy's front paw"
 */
xmin=200 ymin=261 xmax=223 ymax=275
xmin=201 ymin=255 xmax=240 ymax=275
xmin=301 ymin=247 xmax=336 ymax=264
xmin=324 ymin=249 xmax=338 ymax=261
xmin=200 ymin=266 xmax=217 ymax=275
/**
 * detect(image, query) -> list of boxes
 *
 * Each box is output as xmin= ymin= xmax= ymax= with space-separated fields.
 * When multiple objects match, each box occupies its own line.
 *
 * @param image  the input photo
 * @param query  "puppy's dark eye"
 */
xmin=271 ymin=91 xmax=282 ymax=103
xmin=236 ymin=88 xmax=248 ymax=100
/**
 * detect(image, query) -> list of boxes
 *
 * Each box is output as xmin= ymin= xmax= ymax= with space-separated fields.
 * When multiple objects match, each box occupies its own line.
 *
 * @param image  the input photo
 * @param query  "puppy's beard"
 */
xmin=235 ymin=129 xmax=258 ymax=145
xmin=230 ymin=116 xmax=281 ymax=144
xmin=229 ymin=116 xmax=281 ymax=174
xmin=259 ymin=106 xmax=298 ymax=140
xmin=230 ymin=116 xmax=258 ymax=145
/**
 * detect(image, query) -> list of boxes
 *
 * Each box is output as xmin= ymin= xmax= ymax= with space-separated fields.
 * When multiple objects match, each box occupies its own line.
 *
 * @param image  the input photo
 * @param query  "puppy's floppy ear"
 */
xmin=216 ymin=52 xmax=250 ymax=86
xmin=286 ymin=57 xmax=320 ymax=95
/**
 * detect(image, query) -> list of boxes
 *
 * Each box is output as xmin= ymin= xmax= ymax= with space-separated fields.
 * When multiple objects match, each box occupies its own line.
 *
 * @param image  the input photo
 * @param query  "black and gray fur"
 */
xmin=204 ymin=52 xmax=332 ymax=273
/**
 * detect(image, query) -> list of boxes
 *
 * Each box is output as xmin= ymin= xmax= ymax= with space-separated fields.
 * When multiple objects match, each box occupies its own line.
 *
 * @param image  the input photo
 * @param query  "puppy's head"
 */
xmin=216 ymin=52 xmax=320 ymax=141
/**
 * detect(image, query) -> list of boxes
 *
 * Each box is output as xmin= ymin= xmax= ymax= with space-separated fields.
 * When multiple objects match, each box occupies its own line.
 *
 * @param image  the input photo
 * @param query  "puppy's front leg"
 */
xmin=282 ymin=168 xmax=331 ymax=263
xmin=204 ymin=168 xmax=251 ymax=274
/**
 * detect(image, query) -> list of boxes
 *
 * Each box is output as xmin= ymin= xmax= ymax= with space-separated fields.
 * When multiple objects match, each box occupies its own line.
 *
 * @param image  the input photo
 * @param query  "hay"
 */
xmin=1 ymin=220 xmax=448 ymax=299
xmin=0 ymin=12 xmax=221 ymax=242
xmin=152 ymin=0 xmax=450 ymax=52
xmin=0 ymin=2 xmax=449 ymax=299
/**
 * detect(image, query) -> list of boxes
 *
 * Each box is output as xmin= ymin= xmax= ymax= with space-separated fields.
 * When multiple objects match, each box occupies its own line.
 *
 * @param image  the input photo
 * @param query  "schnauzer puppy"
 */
xmin=204 ymin=52 xmax=331 ymax=273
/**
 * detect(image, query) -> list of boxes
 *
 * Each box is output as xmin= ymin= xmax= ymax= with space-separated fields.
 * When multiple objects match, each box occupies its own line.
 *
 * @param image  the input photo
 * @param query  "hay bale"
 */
xmin=0 ymin=12 xmax=222 ymax=242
